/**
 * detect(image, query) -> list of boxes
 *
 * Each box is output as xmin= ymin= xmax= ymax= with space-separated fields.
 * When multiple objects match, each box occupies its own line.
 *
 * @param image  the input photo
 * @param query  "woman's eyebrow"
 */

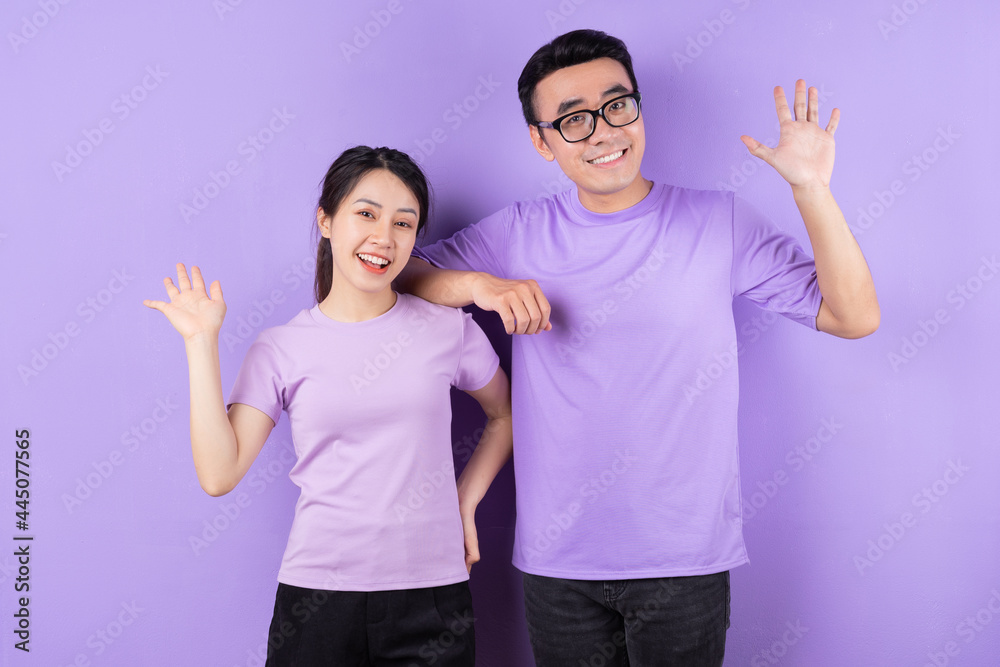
xmin=354 ymin=198 xmax=416 ymax=216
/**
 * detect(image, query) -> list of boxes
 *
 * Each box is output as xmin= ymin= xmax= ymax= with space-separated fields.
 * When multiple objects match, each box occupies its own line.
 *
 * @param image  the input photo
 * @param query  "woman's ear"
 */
xmin=317 ymin=207 xmax=331 ymax=238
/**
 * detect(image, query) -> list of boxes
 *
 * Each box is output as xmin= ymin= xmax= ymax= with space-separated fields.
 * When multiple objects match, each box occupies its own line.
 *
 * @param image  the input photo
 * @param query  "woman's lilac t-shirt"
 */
xmin=413 ymin=182 xmax=823 ymax=579
xmin=227 ymin=293 xmax=499 ymax=591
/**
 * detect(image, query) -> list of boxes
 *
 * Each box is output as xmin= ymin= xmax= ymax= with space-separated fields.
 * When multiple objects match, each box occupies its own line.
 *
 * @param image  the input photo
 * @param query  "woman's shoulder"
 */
xmin=397 ymin=293 xmax=466 ymax=328
xmin=244 ymin=308 xmax=317 ymax=347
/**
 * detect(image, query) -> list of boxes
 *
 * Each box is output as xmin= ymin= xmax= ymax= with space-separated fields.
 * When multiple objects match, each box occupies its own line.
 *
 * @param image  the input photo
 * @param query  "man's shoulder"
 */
xmin=658 ymin=181 xmax=734 ymax=208
xmin=503 ymin=182 xmax=733 ymax=221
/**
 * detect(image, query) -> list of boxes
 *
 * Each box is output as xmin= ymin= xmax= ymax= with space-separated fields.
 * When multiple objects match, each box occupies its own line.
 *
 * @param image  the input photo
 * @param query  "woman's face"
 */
xmin=318 ymin=169 xmax=420 ymax=298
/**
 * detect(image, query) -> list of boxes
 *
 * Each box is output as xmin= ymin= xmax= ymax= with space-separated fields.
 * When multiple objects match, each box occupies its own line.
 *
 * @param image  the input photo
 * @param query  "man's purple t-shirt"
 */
xmin=413 ymin=182 xmax=822 ymax=578
xmin=228 ymin=293 xmax=499 ymax=591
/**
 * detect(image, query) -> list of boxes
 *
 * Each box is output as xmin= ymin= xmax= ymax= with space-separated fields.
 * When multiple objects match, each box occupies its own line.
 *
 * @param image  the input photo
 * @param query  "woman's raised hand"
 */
xmin=144 ymin=263 xmax=227 ymax=342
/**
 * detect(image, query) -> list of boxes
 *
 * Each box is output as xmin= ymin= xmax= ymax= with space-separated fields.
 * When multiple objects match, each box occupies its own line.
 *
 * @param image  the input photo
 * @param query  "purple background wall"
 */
xmin=2 ymin=1 xmax=998 ymax=665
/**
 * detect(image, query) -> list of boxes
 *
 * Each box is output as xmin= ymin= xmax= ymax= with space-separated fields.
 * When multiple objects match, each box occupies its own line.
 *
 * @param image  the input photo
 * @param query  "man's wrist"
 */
xmin=790 ymin=182 xmax=833 ymax=204
xmin=461 ymin=271 xmax=489 ymax=305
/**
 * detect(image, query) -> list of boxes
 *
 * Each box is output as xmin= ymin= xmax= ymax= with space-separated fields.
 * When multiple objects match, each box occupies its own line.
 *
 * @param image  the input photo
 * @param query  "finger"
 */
xmin=807 ymin=86 xmax=819 ymax=123
xmin=508 ymin=299 xmax=532 ymax=335
xmin=773 ymin=86 xmax=792 ymax=123
xmin=535 ymin=290 xmax=552 ymax=333
xmin=465 ymin=538 xmax=480 ymax=571
xmin=209 ymin=280 xmax=224 ymax=303
xmin=825 ymin=108 xmax=841 ymax=137
xmin=497 ymin=306 xmax=517 ymax=335
xmin=740 ymin=135 xmax=774 ymax=164
xmin=163 ymin=276 xmax=180 ymax=298
xmin=517 ymin=289 xmax=543 ymax=335
xmin=175 ymin=263 xmax=192 ymax=291
xmin=190 ymin=265 xmax=207 ymax=294
xmin=143 ymin=299 xmax=167 ymax=312
xmin=793 ymin=79 xmax=807 ymax=121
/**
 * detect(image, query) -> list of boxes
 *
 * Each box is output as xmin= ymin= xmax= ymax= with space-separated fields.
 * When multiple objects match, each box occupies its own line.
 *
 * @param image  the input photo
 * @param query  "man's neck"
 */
xmin=577 ymin=176 xmax=654 ymax=214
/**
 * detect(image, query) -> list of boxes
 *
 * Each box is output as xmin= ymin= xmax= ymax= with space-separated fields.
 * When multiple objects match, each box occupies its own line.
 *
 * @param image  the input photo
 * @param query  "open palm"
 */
xmin=741 ymin=79 xmax=840 ymax=189
xmin=144 ymin=263 xmax=226 ymax=341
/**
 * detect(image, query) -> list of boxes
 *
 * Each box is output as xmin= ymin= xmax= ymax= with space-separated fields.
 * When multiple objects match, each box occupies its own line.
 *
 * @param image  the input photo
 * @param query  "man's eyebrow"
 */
xmin=554 ymin=84 xmax=632 ymax=117
xmin=556 ymin=96 xmax=586 ymax=117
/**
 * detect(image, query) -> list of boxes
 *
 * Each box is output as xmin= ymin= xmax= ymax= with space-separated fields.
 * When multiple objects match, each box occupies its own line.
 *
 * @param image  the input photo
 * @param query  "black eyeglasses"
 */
xmin=535 ymin=93 xmax=642 ymax=143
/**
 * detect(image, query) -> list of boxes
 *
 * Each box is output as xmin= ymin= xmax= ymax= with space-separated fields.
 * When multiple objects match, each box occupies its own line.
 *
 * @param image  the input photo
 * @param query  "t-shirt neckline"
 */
xmin=567 ymin=181 xmax=665 ymax=225
xmin=308 ymin=292 xmax=410 ymax=331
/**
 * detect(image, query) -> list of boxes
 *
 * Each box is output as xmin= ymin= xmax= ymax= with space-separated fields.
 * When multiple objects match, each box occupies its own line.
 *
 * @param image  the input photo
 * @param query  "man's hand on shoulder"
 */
xmin=470 ymin=273 xmax=552 ymax=335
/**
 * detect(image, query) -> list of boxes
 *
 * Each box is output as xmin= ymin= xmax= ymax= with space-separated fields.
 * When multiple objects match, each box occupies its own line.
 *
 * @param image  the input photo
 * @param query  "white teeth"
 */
xmin=589 ymin=150 xmax=624 ymax=165
xmin=358 ymin=253 xmax=389 ymax=266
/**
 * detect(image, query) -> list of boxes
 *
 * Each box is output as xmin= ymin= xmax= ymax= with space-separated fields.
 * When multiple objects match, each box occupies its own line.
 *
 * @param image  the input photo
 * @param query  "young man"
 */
xmin=397 ymin=29 xmax=878 ymax=666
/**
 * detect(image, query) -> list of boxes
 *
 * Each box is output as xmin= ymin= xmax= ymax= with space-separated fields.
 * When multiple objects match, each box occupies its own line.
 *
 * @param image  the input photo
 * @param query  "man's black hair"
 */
xmin=517 ymin=29 xmax=639 ymax=126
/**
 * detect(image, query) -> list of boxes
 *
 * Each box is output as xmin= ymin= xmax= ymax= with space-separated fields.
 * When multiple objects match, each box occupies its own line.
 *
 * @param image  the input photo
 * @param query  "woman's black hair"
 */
xmin=313 ymin=146 xmax=429 ymax=303
xmin=517 ymin=29 xmax=639 ymax=126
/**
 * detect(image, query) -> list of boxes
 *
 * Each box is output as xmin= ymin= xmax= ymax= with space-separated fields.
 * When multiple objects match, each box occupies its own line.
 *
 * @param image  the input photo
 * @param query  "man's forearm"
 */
xmin=792 ymin=184 xmax=880 ymax=337
xmin=396 ymin=257 xmax=480 ymax=307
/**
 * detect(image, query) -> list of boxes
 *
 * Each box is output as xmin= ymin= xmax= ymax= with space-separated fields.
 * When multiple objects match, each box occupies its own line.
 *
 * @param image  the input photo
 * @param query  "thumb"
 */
xmin=464 ymin=523 xmax=480 ymax=571
xmin=740 ymin=135 xmax=773 ymax=163
xmin=209 ymin=280 xmax=224 ymax=302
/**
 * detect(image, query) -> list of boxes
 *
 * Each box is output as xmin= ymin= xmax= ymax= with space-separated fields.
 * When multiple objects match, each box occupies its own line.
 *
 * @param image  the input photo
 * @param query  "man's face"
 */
xmin=529 ymin=58 xmax=648 ymax=213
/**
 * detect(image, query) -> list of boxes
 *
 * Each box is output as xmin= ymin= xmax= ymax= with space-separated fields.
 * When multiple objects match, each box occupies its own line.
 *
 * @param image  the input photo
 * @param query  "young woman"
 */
xmin=144 ymin=146 xmax=512 ymax=665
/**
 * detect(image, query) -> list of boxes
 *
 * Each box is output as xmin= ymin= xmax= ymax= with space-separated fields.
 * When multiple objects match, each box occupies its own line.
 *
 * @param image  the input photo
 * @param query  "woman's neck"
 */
xmin=318 ymin=285 xmax=397 ymax=323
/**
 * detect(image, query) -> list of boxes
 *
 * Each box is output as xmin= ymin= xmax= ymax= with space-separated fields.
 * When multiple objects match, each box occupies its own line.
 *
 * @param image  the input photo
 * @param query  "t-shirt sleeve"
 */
xmin=452 ymin=311 xmax=501 ymax=392
xmin=226 ymin=331 xmax=285 ymax=425
xmin=730 ymin=195 xmax=823 ymax=330
xmin=411 ymin=208 xmax=510 ymax=278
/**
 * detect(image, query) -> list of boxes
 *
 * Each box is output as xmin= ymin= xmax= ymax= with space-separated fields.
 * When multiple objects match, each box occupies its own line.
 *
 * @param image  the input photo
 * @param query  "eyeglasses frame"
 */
xmin=534 ymin=92 xmax=643 ymax=143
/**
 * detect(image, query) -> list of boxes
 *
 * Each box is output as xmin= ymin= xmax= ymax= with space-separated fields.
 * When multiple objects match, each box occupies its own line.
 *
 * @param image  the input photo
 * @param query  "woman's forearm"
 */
xmin=184 ymin=334 xmax=241 ymax=495
xmin=457 ymin=414 xmax=513 ymax=512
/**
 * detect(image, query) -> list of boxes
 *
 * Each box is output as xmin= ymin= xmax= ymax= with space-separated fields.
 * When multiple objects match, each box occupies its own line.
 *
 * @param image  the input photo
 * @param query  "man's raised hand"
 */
xmin=741 ymin=79 xmax=840 ymax=190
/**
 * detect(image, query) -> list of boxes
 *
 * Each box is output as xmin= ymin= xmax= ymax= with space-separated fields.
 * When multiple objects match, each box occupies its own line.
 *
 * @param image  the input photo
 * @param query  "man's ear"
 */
xmin=316 ymin=207 xmax=331 ymax=238
xmin=529 ymin=125 xmax=556 ymax=162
